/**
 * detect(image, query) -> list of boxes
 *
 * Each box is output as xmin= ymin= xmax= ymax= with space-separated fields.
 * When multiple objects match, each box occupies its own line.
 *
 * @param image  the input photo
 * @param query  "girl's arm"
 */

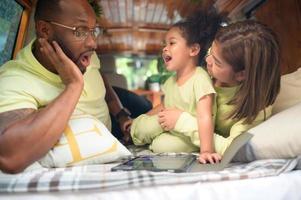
xmin=197 ymin=94 xmax=221 ymax=164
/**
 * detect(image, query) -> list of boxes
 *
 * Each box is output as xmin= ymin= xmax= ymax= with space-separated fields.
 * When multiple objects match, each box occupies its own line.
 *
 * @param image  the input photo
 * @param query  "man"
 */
xmin=0 ymin=0 xmax=150 ymax=173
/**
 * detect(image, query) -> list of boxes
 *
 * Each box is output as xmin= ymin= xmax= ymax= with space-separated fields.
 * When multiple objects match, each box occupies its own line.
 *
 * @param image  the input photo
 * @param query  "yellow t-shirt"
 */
xmin=0 ymin=40 xmax=111 ymax=130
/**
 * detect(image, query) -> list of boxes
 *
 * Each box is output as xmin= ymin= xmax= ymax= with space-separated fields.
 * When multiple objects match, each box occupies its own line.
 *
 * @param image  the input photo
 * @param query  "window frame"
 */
xmin=13 ymin=0 xmax=32 ymax=58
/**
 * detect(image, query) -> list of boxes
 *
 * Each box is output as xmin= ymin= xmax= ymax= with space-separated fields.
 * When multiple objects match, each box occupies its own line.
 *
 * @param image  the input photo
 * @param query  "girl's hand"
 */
xmin=39 ymin=38 xmax=84 ymax=87
xmin=158 ymin=108 xmax=182 ymax=131
xmin=199 ymin=152 xmax=222 ymax=164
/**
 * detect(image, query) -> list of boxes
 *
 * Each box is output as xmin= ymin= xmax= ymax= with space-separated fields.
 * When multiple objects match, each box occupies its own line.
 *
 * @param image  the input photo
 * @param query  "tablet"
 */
xmin=111 ymin=154 xmax=196 ymax=173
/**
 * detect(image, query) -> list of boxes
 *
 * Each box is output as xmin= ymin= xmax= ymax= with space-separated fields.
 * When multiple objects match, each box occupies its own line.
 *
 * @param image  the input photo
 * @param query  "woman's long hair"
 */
xmin=215 ymin=20 xmax=281 ymax=123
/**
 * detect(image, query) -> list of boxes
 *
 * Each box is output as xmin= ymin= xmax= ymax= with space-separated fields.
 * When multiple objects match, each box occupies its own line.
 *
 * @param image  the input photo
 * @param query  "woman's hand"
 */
xmin=198 ymin=152 xmax=222 ymax=164
xmin=158 ymin=108 xmax=182 ymax=131
xmin=39 ymin=38 xmax=84 ymax=87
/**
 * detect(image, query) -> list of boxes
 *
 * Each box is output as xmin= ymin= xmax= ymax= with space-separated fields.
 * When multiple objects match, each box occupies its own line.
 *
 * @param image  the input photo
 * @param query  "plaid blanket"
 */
xmin=0 ymin=146 xmax=299 ymax=193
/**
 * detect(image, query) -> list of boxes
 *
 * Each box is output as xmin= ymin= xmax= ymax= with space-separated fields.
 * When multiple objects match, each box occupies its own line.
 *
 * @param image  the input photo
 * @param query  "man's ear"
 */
xmin=235 ymin=70 xmax=245 ymax=82
xmin=35 ymin=20 xmax=52 ymax=39
xmin=189 ymin=43 xmax=200 ymax=57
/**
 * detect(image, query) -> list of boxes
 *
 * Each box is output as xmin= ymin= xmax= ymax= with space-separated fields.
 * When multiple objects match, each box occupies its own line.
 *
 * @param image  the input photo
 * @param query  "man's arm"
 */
xmin=102 ymin=73 xmax=125 ymax=117
xmin=0 ymin=39 xmax=84 ymax=173
xmin=0 ymin=83 xmax=82 ymax=173
xmin=101 ymin=73 xmax=132 ymax=135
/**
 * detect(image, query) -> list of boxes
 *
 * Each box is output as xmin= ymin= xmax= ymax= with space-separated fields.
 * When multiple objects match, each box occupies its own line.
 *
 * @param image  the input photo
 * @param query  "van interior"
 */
xmin=0 ymin=0 xmax=301 ymax=199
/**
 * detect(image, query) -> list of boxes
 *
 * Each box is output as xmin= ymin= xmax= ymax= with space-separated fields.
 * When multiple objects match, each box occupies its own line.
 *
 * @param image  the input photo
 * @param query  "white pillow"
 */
xmin=39 ymin=114 xmax=131 ymax=167
xmin=273 ymin=67 xmax=301 ymax=114
xmin=233 ymin=101 xmax=301 ymax=162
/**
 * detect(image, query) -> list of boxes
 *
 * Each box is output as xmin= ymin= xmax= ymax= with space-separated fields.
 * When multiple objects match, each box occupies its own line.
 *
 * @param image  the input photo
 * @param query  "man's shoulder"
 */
xmin=0 ymin=58 xmax=38 ymax=92
xmin=0 ymin=41 xmax=34 ymax=72
xmin=0 ymin=40 xmax=50 ymax=83
xmin=0 ymin=59 xmax=31 ymax=81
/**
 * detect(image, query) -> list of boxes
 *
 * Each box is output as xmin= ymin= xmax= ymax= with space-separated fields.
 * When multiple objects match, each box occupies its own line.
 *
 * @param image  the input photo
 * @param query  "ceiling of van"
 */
xmin=96 ymin=0 xmax=214 ymax=56
xmin=95 ymin=0 xmax=252 ymax=56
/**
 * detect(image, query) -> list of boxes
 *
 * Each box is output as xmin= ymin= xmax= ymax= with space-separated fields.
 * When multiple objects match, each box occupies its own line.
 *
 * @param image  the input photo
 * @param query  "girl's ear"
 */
xmin=235 ymin=70 xmax=245 ymax=82
xmin=189 ymin=43 xmax=200 ymax=57
xmin=35 ymin=20 xmax=53 ymax=39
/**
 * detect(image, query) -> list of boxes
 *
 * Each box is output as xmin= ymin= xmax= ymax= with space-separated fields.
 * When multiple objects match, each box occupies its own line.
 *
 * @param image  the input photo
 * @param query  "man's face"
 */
xmin=48 ymin=0 xmax=98 ymax=74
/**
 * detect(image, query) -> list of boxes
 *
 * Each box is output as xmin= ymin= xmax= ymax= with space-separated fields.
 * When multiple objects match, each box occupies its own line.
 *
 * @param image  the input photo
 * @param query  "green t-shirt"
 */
xmin=0 ymin=40 xmax=111 ymax=130
xmin=214 ymin=86 xmax=239 ymax=137
xmin=162 ymin=67 xmax=216 ymax=117
xmin=162 ymin=67 xmax=216 ymax=143
xmin=131 ymin=67 xmax=216 ymax=152
xmin=174 ymin=85 xmax=272 ymax=155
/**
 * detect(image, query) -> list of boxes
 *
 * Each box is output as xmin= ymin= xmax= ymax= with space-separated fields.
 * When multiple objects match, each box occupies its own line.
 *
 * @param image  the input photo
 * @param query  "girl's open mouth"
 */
xmin=163 ymin=54 xmax=172 ymax=63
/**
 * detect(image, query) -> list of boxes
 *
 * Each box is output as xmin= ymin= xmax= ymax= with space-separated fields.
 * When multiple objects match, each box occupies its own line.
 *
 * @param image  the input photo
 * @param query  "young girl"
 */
xmin=130 ymin=10 xmax=222 ymax=161
xmin=158 ymin=20 xmax=281 ymax=164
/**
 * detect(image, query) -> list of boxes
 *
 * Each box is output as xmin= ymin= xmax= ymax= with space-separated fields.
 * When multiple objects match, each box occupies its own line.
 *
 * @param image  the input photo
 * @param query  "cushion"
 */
xmin=273 ymin=67 xmax=301 ymax=114
xmin=39 ymin=114 xmax=131 ymax=167
xmin=233 ymin=101 xmax=301 ymax=162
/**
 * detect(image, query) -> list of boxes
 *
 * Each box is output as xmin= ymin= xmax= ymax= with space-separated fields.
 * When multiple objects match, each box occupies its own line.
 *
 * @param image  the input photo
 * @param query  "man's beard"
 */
xmin=51 ymin=35 xmax=86 ymax=74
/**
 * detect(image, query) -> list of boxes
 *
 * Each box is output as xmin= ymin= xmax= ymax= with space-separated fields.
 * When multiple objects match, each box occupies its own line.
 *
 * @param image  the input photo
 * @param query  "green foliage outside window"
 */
xmin=145 ymin=57 xmax=174 ymax=88
xmin=115 ymin=57 xmax=158 ymax=89
xmin=115 ymin=56 xmax=175 ymax=90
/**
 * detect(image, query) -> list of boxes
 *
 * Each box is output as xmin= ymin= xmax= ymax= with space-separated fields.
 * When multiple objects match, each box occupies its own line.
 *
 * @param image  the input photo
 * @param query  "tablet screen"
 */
xmin=111 ymin=154 xmax=196 ymax=173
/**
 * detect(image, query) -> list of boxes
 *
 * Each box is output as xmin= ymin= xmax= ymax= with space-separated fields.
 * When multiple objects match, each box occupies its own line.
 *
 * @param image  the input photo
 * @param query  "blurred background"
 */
xmin=2 ymin=0 xmax=301 ymax=105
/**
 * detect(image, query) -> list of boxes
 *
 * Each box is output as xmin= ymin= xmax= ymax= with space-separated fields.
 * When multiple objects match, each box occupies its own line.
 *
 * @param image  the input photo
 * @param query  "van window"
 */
xmin=0 ymin=0 xmax=23 ymax=66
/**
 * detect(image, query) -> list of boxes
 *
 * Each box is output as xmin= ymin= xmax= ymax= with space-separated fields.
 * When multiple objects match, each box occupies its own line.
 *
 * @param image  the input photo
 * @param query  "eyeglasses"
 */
xmin=47 ymin=21 xmax=103 ymax=41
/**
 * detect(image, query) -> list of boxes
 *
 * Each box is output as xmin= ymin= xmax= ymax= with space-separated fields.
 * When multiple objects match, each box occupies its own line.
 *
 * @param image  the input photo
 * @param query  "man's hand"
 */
xmin=158 ymin=108 xmax=182 ymax=131
xmin=39 ymin=38 xmax=83 ymax=87
xmin=118 ymin=116 xmax=132 ymax=144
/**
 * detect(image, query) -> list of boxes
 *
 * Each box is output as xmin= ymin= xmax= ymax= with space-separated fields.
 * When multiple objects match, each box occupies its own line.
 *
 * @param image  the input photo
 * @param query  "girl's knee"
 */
xmin=151 ymin=134 xmax=198 ymax=153
xmin=131 ymin=114 xmax=163 ymax=145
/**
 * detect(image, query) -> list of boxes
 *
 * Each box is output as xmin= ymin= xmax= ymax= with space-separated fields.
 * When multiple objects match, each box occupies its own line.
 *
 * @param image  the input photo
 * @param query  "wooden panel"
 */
xmin=214 ymin=0 xmax=253 ymax=21
xmin=13 ymin=0 xmax=32 ymax=58
xmin=256 ymin=0 xmax=301 ymax=74
xmin=214 ymin=0 xmax=243 ymax=14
